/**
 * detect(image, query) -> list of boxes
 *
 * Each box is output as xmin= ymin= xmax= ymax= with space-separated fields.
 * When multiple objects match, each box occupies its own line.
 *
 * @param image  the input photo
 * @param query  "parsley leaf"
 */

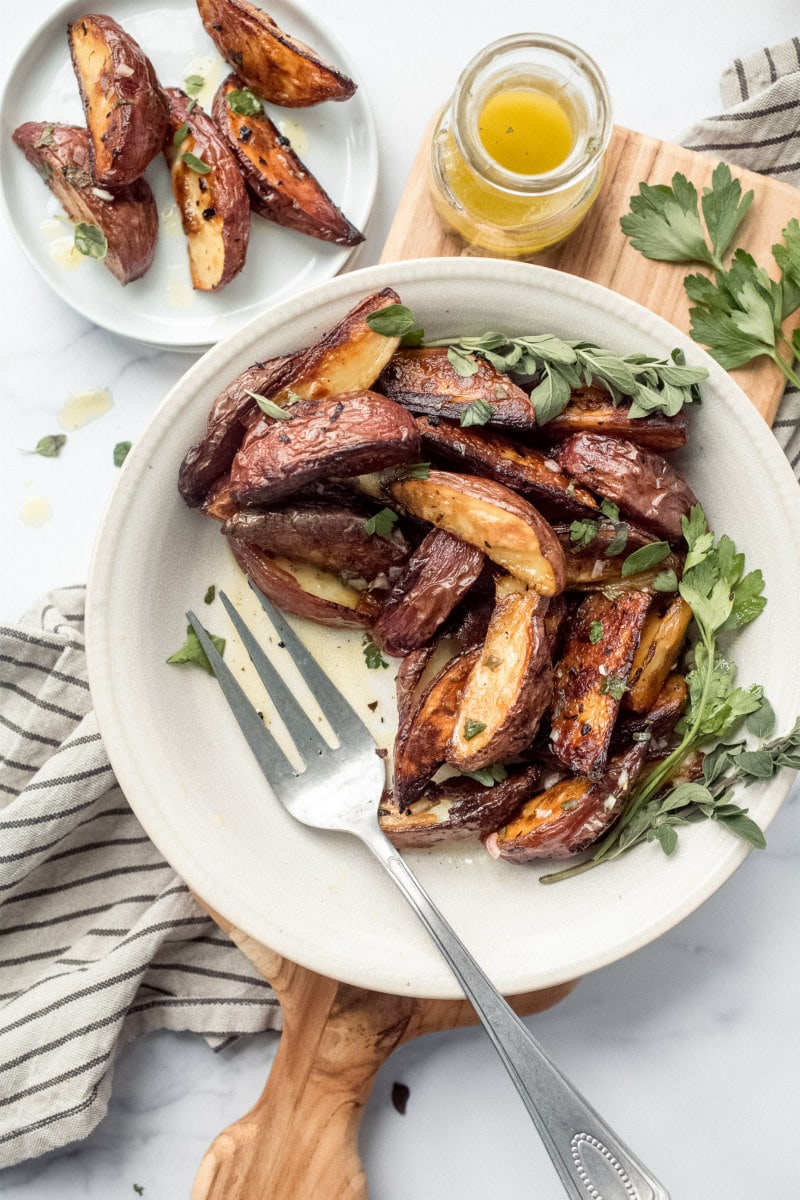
xmin=226 ymin=87 xmax=264 ymax=116
xmin=74 ymin=222 xmax=108 ymax=259
xmin=363 ymin=508 xmax=398 ymax=537
xmin=366 ymin=304 xmax=425 ymax=346
xmin=463 ymin=719 xmax=486 ymax=740
xmin=621 ymin=541 xmax=671 ymax=576
xmin=113 ymin=440 xmax=131 ymax=467
xmin=245 ymin=389 xmax=292 ymax=420
xmin=166 ymin=624 xmax=225 ymax=674
xmin=570 ymin=518 xmax=599 ymax=547
xmin=461 ymin=762 xmax=508 ymax=787
xmin=181 ymin=151 xmax=212 ymax=175
xmin=588 ymin=620 xmax=604 ymax=644
xmin=363 ymin=636 xmax=388 ymax=669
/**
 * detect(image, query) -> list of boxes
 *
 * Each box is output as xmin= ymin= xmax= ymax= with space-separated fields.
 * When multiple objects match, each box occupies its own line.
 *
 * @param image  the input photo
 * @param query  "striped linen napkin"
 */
xmin=679 ymin=35 xmax=800 ymax=472
xmin=0 ymin=588 xmax=281 ymax=1168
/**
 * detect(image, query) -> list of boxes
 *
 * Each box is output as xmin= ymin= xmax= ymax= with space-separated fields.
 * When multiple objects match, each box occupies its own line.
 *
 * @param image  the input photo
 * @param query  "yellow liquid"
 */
xmin=478 ymin=88 xmax=573 ymax=174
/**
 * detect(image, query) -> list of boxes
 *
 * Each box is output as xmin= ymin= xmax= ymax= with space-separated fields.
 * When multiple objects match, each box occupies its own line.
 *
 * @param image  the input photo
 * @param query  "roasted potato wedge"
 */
xmin=487 ymin=743 xmax=646 ymax=863
xmin=67 ymin=13 xmax=168 ymax=187
xmin=227 ymin=537 xmax=377 ymax=627
xmin=625 ymin=596 xmax=693 ymax=713
xmin=393 ymin=649 xmax=480 ymax=805
xmin=178 ymin=288 xmax=402 ymax=506
xmin=378 ymin=348 xmax=537 ymax=430
xmin=12 ymin=122 xmax=158 ymax=285
xmin=555 ymin=433 xmax=698 ymax=543
xmin=388 ymin=471 xmax=566 ymax=595
xmin=614 ymin=672 xmax=689 ymax=749
xmin=417 ymin=417 xmax=598 ymax=522
xmin=163 ymin=88 xmax=250 ymax=292
xmin=212 ymin=75 xmax=363 ymax=245
xmin=448 ymin=588 xmax=553 ymax=772
xmin=372 ymin=529 xmax=485 ymax=657
xmin=541 ymin=385 xmax=689 ymax=452
xmin=197 ymin=0 xmax=356 ymax=106
xmin=380 ymin=765 xmax=542 ymax=849
xmin=549 ymin=590 xmax=652 ymax=776
xmin=229 ymin=392 xmax=420 ymax=505
xmin=551 ymin=520 xmax=684 ymax=592
xmin=222 ymin=498 xmax=409 ymax=582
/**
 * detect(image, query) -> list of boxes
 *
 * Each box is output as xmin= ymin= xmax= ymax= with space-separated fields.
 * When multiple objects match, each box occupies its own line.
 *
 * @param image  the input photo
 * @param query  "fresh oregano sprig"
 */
xmin=365 ymin=306 xmax=708 ymax=424
xmin=621 ymin=163 xmax=800 ymax=389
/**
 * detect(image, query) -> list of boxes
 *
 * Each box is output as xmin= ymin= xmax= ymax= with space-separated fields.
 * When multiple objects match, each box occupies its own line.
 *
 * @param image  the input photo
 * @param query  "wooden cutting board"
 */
xmin=191 ymin=124 xmax=797 ymax=1200
xmin=382 ymin=123 xmax=800 ymax=425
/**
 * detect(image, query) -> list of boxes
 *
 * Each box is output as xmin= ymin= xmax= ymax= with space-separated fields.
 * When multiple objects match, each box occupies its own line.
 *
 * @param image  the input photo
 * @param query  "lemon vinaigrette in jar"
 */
xmin=429 ymin=33 xmax=612 ymax=257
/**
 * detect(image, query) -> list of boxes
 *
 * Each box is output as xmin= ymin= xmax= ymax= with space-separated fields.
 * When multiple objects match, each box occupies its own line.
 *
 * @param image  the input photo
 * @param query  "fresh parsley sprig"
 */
xmin=365 ymin=307 xmax=707 ymax=423
xmin=621 ymin=164 xmax=800 ymax=389
xmin=542 ymin=505 xmax=777 ymax=884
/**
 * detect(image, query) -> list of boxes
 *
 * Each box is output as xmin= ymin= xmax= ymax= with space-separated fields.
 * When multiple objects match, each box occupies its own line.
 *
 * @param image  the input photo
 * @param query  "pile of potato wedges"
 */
xmin=12 ymin=0 xmax=362 ymax=290
xmin=179 ymin=288 xmax=703 ymax=866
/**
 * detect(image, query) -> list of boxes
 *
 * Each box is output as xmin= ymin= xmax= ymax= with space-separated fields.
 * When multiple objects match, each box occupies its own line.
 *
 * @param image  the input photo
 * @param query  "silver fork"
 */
xmin=187 ymin=587 xmax=670 ymax=1200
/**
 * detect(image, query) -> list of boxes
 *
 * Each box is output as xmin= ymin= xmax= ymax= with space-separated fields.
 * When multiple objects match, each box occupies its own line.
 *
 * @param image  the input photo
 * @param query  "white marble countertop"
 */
xmin=1 ymin=2 xmax=799 ymax=1197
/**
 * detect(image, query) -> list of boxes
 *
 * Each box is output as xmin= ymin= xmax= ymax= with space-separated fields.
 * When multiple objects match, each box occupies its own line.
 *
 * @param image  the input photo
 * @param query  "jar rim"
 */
xmin=451 ymin=32 xmax=613 ymax=196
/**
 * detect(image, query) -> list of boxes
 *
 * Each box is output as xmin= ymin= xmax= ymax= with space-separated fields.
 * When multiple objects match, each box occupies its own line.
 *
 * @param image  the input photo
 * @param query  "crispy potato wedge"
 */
xmin=222 ymin=497 xmax=409 ymax=582
xmin=417 ymin=417 xmax=598 ymax=522
xmin=178 ymin=288 xmax=402 ymax=506
xmin=448 ymin=588 xmax=553 ymax=771
xmin=378 ymin=348 xmax=537 ymax=430
xmin=229 ymin=392 xmax=420 ymax=505
xmin=555 ymin=433 xmax=698 ymax=543
xmin=388 ymin=471 xmax=566 ymax=595
xmin=227 ymin=537 xmax=377 ymax=627
xmin=394 ymin=649 xmax=480 ymax=805
xmin=163 ymin=88 xmax=250 ymax=292
xmin=380 ymin=765 xmax=542 ymax=849
xmin=541 ymin=385 xmax=689 ymax=452
xmin=551 ymin=520 xmax=684 ymax=592
xmin=372 ymin=529 xmax=485 ymax=657
xmin=625 ymin=596 xmax=693 ymax=713
xmin=212 ymin=75 xmax=363 ymax=245
xmin=12 ymin=122 xmax=158 ymax=285
xmin=614 ymin=672 xmax=689 ymax=749
xmin=549 ymin=590 xmax=652 ymax=776
xmin=67 ymin=13 xmax=168 ymax=187
xmin=487 ymin=743 xmax=646 ymax=863
xmin=197 ymin=0 xmax=356 ymax=106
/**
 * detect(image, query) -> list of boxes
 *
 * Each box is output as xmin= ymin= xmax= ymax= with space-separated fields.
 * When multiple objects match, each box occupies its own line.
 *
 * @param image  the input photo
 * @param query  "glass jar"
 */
xmin=429 ymin=33 xmax=612 ymax=258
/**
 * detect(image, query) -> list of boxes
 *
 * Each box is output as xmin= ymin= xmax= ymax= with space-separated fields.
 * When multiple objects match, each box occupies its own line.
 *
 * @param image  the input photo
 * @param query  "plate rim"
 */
xmin=0 ymin=0 xmax=379 ymax=350
xmin=86 ymin=256 xmax=800 ymax=996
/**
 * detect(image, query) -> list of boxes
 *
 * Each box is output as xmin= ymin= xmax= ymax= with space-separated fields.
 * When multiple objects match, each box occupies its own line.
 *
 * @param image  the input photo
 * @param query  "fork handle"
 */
xmin=366 ymin=832 xmax=670 ymax=1200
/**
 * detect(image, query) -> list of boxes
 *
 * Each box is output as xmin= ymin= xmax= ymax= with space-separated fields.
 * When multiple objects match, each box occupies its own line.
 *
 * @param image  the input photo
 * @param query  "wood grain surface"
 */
xmin=192 ymin=121 xmax=796 ymax=1199
xmin=381 ymin=123 xmax=800 ymax=426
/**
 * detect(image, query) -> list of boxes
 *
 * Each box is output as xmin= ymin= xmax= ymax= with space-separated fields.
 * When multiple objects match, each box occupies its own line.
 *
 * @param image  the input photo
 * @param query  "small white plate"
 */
xmin=86 ymin=258 xmax=800 ymax=998
xmin=0 ymin=0 xmax=377 ymax=350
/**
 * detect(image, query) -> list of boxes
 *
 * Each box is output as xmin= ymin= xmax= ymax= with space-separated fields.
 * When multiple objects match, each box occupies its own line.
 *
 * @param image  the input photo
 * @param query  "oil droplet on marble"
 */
xmin=21 ymin=496 xmax=52 ymax=527
xmin=58 ymin=387 xmax=113 ymax=432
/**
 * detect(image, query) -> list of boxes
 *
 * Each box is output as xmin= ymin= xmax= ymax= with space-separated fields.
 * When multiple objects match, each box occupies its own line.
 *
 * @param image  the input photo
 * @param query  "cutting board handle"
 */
xmin=190 ymin=901 xmax=576 ymax=1200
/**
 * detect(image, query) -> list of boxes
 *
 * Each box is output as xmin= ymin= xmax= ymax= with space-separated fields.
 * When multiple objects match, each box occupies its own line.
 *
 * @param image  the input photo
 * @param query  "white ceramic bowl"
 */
xmin=86 ymin=257 xmax=800 ymax=997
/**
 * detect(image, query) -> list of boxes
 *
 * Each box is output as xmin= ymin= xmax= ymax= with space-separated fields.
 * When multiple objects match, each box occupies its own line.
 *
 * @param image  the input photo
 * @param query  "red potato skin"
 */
xmin=163 ymin=87 xmax=250 ymax=292
xmin=551 ymin=520 xmax=685 ymax=592
xmin=229 ymin=392 xmax=420 ymax=505
xmin=67 ymin=13 xmax=168 ymax=187
xmin=488 ymin=742 xmax=647 ymax=863
xmin=549 ymin=590 xmax=653 ymax=776
xmin=378 ymin=347 xmax=538 ymax=430
xmin=177 ymin=287 xmax=401 ymax=507
xmin=416 ymin=416 xmax=599 ymax=522
xmin=227 ymin=537 xmax=377 ymax=628
xmin=196 ymin=0 xmax=356 ymax=106
xmin=393 ymin=649 xmax=480 ymax=807
xmin=212 ymin=75 xmax=363 ymax=245
xmin=372 ymin=529 xmax=485 ymax=657
xmin=555 ymin=433 xmax=698 ymax=543
xmin=222 ymin=499 xmax=410 ymax=580
xmin=12 ymin=122 xmax=158 ymax=285
xmin=541 ymin=385 xmax=689 ymax=452
xmin=379 ymin=765 xmax=542 ymax=849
